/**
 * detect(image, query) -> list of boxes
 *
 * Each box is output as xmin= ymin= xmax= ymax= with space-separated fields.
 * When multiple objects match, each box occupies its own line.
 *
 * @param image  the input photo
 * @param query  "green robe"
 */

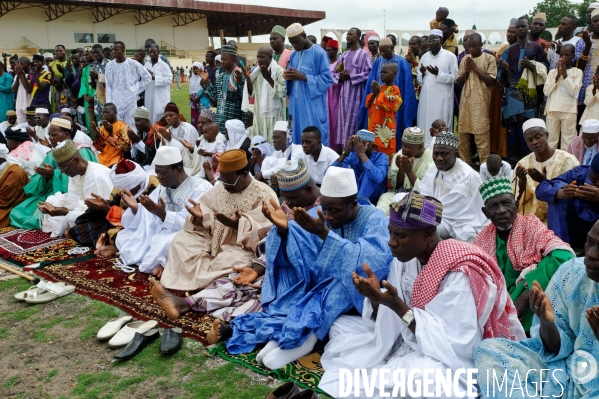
xmin=496 ymin=235 xmax=574 ymax=331
xmin=78 ymin=65 xmax=94 ymax=131
xmin=9 ymin=148 xmax=97 ymax=229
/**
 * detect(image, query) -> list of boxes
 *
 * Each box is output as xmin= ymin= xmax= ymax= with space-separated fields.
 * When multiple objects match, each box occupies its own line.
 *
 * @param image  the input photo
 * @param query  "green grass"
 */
xmin=169 ymin=83 xmax=192 ymax=122
xmin=1 ymin=375 xmax=19 ymax=389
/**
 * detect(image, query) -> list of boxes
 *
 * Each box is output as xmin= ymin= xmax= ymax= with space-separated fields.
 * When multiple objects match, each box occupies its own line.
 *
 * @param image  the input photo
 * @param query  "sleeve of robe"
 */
xmin=305 ymin=49 xmax=333 ymax=100
xmin=227 ymin=193 xmax=277 ymax=253
xmin=105 ymin=63 xmax=114 ymax=103
xmin=435 ymin=53 xmax=459 ymax=84
xmin=154 ymin=62 xmax=173 ymax=88
xmin=121 ymin=185 xmax=165 ymax=231
xmin=272 ymin=67 xmax=287 ymax=99
xmin=584 ymin=83 xmax=599 ymax=107
xmin=0 ymin=165 xmax=28 ymax=213
xmin=0 ymin=74 xmax=13 ymax=93
xmin=135 ymin=61 xmax=152 ymax=95
xmin=78 ymin=66 xmax=90 ymax=99
xmin=535 ymin=169 xmax=577 ymax=204
xmin=395 ymin=58 xmax=418 ymax=137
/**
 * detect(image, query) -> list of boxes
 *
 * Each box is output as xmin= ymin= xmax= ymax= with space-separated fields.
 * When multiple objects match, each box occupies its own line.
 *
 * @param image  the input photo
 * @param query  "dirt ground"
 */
xmin=0 ymin=276 xmax=278 ymax=399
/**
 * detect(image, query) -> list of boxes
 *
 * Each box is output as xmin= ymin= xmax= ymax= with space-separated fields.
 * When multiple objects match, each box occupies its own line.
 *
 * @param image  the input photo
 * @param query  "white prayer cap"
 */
xmin=0 ymin=143 xmax=8 ymax=158
xmin=154 ymin=146 xmax=182 ymax=166
xmin=522 ymin=118 xmax=546 ymax=132
xmin=582 ymin=119 xmax=599 ymax=134
xmin=43 ymin=52 xmax=53 ymax=59
xmin=273 ymin=121 xmax=287 ymax=132
xmin=215 ymin=55 xmax=221 ymax=62
xmin=429 ymin=29 xmax=443 ymax=38
xmin=61 ymin=108 xmax=71 ymax=113
xmin=35 ymin=108 xmax=49 ymax=114
xmin=320 ymin=166 xmax=358 ymax=198
xmin=593 ymin=8 xmax=599 ymax=19
xmin=368 ymin=35 xmax=380 ymax=42
xmin=286 ymin=23 xmax=305 ymax=38
xmin=589 ymin=2 xmax=599 ymax=10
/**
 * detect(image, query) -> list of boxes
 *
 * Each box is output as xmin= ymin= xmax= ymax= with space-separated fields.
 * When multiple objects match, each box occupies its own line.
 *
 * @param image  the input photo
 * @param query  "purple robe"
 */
xmin=332 ymin=49 xmax=372 ymax=148
xmin=327 ymin=61 xmax=341 ymax=150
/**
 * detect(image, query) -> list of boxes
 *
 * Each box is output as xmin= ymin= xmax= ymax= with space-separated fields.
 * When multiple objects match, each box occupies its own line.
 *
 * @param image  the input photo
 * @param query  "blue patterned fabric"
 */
xmin=226 ymin=204 xmax=393 ymax=354
xmin=474 ymin=258 xmax=599 ymax=398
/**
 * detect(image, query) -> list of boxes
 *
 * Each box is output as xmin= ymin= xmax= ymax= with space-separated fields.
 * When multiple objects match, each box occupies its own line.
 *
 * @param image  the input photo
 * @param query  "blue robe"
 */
xmin=474 ymin=258 xmax=599 ymax=398
xmin=227 ymin=205 xmax=393 ymax=354
xmin=332 ymin=151 xmax=389 ymax=204
xmin=535 ymin=165 xmax=599 ymax=246
xmin=287 ymin=45 xmax=333 ymax=146
xmin=358 ymin=54 xmax=417 ymax=150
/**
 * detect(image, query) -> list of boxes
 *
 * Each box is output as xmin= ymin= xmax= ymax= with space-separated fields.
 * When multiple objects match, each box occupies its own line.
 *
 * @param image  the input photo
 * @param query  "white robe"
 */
xmin=409 ymin=158 xmax=489 ymax=243
xmin=260 ymin=144 xmax=304 ymax=180
xmin=115 ymin=175 xmax=212 ymax=273
xmin=164 ymin=122 xmax=200 ymax=160
xmin=183 ymin=139 xmax=226 ymax=178
xmin=41 ymin=162 xmax=113 ymax=237
xmin=319 ymin=258 xmax=482 ymax=399
xmin=143 ymin=59 xmax=173 ymax=124
xmin=105 ymin=58 xmax=152 ymax=132
xmin=416 ymin=49 xmax=458 ymax=147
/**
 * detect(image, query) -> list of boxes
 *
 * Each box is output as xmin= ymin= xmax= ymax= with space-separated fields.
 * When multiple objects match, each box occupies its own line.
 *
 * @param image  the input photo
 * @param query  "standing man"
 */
xmin=332 ymin=28 xmax=372 ymax=153
xmin=270 ymin=25 xmax=293 ymax=69
xmin=528 ymin=12 xmax=550 ymax=52
xmin=417 ymin=29 xmax=458 ymax=146
xmin=63 ymin=50 xmax=81 ymax=97
xmin=11 ymin=57 xmax=32 ymax=124
xmin=105 ymin=41 xmax=152 ymax=131
xmin=548 ymin=16 xmax=579 ymax=70
xmin=203 ymin=51 xmax=218 ymax=84
xmin=88 ymin=44 xmax=110 ymax=126
xmin=143 ymin=44 xmax=172 ymax=124
xmin=30 ymin=54 xmax=52 ymax=110
xmin=201 ymin=45 xmax=246 ymax=132
xmin=367 ymin=34 xmax=379 ymax=63
xmin=498 ymin=17 xmax=548 ymax=165
xmin=326 ymin=39 xmax=341 ymax=149
xmin=360 ymin=37 xmax=417 ymax=149
xmin=406 ymin=36 xmax=423 ymax=101
xmin=50 ymin=45 xmax=68 ymax=78
xmin=242 ymin=46 xmax=286 ymax=144
xmin=456 ymin=33 xmax=497 ymax=165
xmin=285 ymin=23 xmax=333 ymax=146
xmin=143 ymin=39 xmax=171 ymax=68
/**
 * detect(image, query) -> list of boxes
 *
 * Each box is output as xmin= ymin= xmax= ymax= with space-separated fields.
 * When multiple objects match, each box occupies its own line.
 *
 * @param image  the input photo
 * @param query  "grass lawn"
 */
xmin=169 ymin=83 xmax=192 ymax=123
xmin=0 ymin=276 xmax=278 ymax=398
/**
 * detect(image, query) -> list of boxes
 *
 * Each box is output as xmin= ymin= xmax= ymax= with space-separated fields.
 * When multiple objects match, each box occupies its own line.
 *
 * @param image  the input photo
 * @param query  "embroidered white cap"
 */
xmin=320 ymin=166 xmax=358 ymax=198
xmin=154 ymin=146 xmax=183 ymax=166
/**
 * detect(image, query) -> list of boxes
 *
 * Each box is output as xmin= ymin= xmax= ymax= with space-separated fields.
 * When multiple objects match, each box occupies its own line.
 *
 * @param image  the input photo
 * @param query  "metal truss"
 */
xmin=92 ymin=6 xmax=127 ymax=23
xmin=173 ymin=11 xmax=204 ymax=27
xmin=0 ymin=0 xmax=21 ymax=17
xmin=134 ymin=8 xmax=169 ymax=25
xmin=45 ymin=2 xmax=79 ymax=21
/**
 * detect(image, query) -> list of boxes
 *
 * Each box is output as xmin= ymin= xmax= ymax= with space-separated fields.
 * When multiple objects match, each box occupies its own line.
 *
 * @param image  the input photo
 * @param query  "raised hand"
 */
xmin=34 ymin=163 xmax=55 ymax=179
xmin=529 ymin=281 xmax=555 ymax=325
xmin=426 ymin=65 xmax=439 ymax=75
xmin=102 ymin=120 xmax=113 ymax=134
xmin=185 ymin=198 xmax=204 ymax=226
xmin=262 ymin=198 xmax=288 ymax=231
xmin=587 ymin=306 xmax=599 ymax=341
xmin=353 ymin=136 xmax=366 ymax=156
xmin=180 ymin=139 xmax=194 ymax=152
xmin=84 ymin=193 xmax=111 ymax=212
xmin=399 ymin=155 xmax=413 ymax=174
xmin=561 ymin=180 xmax=578 ymax=199
xmin=583 ymin=30 xmax=592 ymax=47
xmin=352 ymin=263 xmax=400 ymax=309
xmin=37 ymin=201 xmax=57 ymax=216
xmin=500 ymin=61 xmax=509 ymax=72
xmin=120 ymin=189 xmax=138 ymax=212
xmin=233 ymin=69 xmax=244 ymax=85
xmin=344 ymin=135 xmax=354 ymax=154
xmin=283 ymin=67 xmax=306 ymax=81
xmin=527 ymin=166 xmax=547 ymax=183
xmin=575 ymin=183 xmax=599 ymax=202
xmin=519 ymin=57 xmax=533 ymax=71
xmin=157 ymin=127 xmax=172 ymax=142
xmin=215 ymin=210 xmax=241 ymax=229
xmin=56 ymin=63 xmax=64 ymax=74
xmin=139 ymin=195 xmax=167 ymax=221
xmin=199 ymin=70 xmax=210 ymax=83
xmin=371 ymin=80 xmax=381 ymax=97
xmin=292 ymin=207 xmax=328 ymax=240
xmin=91 ymin=121 xmax=101 ymax=136
xmin=419 ymin=64 xmax=427 ymax=75
xmin=126 ymin=127 xmax=141 ymax=144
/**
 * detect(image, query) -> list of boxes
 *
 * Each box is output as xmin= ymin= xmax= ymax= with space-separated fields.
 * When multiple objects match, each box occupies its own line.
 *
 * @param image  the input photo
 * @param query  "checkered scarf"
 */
xmin=474 ymin=214 xmax=574 ymax=272
xmin=411 ymin=239 xmax=521 ymax=340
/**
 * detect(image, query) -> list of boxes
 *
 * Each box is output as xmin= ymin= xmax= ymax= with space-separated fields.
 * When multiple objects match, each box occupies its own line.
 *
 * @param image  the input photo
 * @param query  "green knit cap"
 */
xmin=52 ymin=140 xmax=79 ymax=164
xmin=271 ymin=25 xmax=287 ymax=39
xmin=479 ymin=176 xmax=514 ymax=203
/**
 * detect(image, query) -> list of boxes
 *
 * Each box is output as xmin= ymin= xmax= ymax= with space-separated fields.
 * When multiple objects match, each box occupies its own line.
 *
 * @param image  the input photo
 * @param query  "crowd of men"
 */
xmin=0 ymin=6 xmax=598 ymax=398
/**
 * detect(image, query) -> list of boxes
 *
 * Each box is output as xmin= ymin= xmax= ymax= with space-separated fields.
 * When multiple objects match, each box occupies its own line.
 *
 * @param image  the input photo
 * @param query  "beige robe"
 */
xmin=159 ymin=179 xmax=277 ymax=291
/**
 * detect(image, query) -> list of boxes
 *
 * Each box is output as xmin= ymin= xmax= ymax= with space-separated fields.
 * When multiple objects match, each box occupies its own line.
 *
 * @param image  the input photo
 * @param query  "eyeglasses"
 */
xmin=427 ymin=38 xmax=442 ymax=43
xmin=58 ymin=156 xmax=76 ymax=171
xmin=34 ymin=116 xmax=44 ymax=120
xmin=221 ymin=174 xmax=242 ymax=187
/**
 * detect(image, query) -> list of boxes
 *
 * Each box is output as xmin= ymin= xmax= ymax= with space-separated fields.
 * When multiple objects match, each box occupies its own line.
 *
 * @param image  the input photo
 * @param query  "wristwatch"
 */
xmin=402 ymin=309 xmax=415 ymax=327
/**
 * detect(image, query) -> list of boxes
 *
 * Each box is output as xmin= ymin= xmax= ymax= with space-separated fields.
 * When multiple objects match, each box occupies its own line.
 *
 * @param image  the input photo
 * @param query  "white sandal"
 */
xmin=14 ymin=282 xmax=65 ymax=301
xmin=24 ymin=282 xmax=75 ymax=304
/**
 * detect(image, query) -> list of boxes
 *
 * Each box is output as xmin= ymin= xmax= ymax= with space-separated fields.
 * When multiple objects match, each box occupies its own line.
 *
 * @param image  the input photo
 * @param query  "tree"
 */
xmin=576 ymin=0 xmax=593 ymax=27
xmin=524 ymin=0 xmax=577 ymax=27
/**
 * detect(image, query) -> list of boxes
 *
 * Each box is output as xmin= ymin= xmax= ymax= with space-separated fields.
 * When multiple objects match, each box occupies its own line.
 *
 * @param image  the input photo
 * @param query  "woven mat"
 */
xmin=0 ymin=228 xmax=67 ymax=259
xmin=33 ymin=257 xmax=214 ymax=344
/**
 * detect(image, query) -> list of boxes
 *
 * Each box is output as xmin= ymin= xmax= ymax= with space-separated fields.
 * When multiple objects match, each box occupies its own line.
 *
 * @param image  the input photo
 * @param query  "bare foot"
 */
xmin=149 ymin=276 xmax=190 ymax=320
xmin=207 ymin=319 xmax=232 ymax=345
xmin=94 ymin=244 xmax=118 ymax=258
xmin=153 ymin=265 xmax=164 ymax=278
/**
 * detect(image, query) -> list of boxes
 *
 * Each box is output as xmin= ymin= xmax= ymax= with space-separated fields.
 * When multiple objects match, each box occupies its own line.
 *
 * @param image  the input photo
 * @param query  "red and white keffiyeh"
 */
xmin=474 ymin=214 xmax=574 ymax=272
xmin=411 ymin=239 xmax=523 ymax=340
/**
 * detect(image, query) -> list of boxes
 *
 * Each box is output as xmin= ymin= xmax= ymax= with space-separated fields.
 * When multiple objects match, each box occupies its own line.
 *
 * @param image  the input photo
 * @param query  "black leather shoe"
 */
xmin=265 ymin=382 xmax=300 ymax=399
xmin=160 ymin=327 xmax=183 ymax=355
xmin=289 ymin=390 xmax=318 ymax=399
xmin=113 ymin=329 xmax=159 ymax=360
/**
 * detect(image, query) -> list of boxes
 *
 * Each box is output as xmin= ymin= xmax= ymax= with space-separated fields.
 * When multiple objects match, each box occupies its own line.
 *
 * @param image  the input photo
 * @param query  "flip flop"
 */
xmin=14 ymin=282 xmax=66 ymax=301
xmin=24 ymin=282 xmax=76 ymax=304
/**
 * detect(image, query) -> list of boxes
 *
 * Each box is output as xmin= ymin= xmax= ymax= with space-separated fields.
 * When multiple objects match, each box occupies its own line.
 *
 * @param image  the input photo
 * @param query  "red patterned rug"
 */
xmin=32 ymin=257 xmax=214 ymax=344
xmin=0 ymin=228 xmax=68 ymax=260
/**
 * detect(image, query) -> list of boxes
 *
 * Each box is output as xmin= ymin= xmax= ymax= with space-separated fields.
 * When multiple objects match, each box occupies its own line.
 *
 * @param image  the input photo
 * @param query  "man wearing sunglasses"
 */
xmin=28 ymin=107 xmax=50 ymax=143
xmin=38 ymin=139 xmax=113 ymax=237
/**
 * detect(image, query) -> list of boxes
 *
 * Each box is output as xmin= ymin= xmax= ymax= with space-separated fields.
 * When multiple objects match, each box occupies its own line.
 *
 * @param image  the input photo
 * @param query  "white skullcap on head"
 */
xmin=0 ymin=143 xmax=8 ymax=158
xmin=320 ymin=166 xmax=358 ymax=198
xmin=154 ymin=146 xmax=182 ymax=166
xmin=429 ymin=29 xmax=443 ymax=37
xmin=522 ymin=118 xmax=546 ymax=132
xmin=35 ymin=108 xmax=49 ymax=114
xmin=379 ymin=37 xmax=393 ymax=46
xmin=43 ymin=52 xmax=53 ymax=58
xmin=286 ymin=23 xmax=305 ymax=38
xmin=592 ymin=8 xmax=599 ymax=19
xmin=368 ymin=36 xmax=380 ymax=42
xmin=215 ymin=55 xmax=221 ymax=62
xmin=61 ymin=108 xmax=71 ymax=113
xmin=582 ymin=119 xmax=599 ymax=134
xmin=589 ymin=2 xmax=599 ymax=10
xmin=273 ymin=121 xmax=288 ymax=132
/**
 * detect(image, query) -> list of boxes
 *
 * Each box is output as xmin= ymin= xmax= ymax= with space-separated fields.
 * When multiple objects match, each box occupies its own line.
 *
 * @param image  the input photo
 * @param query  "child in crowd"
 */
xmin=203 ymin=152 xmax=222 ymax=185
xmin=52 ymin=76 xmax=71 ymax=114
xmin=365 ymin=63 xmax=402 ymax=159
xmin=580 ymin=66 xmax=599 ymax=133
xmin=430 ymin=7 xmax=458 ymax=32
xmin=479 ymin=153 xmax=513 ymax=182
xmin=543 ymin=44 xmax=582 ymax=150
xmin=427 ymin=119 xmax=448 ymax=150
xmin=195 ymin=121 xmax=225 ymax=179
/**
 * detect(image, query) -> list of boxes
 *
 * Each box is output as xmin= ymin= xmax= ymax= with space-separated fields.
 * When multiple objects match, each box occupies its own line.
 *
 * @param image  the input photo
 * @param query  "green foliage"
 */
xmin=577 ymin=0 xmax=594 ymax=26
xmin=526 ymin=0 xmax=592 ymax=27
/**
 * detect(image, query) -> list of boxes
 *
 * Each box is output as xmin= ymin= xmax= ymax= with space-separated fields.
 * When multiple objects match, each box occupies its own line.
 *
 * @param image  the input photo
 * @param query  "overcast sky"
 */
xmin=210 ymin=0 xmax=550 ymax=43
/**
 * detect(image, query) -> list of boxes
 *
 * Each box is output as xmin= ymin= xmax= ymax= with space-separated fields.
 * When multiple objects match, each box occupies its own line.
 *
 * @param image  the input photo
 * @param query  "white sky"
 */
xmin=209 ymin=0 xmax=552 ymax=43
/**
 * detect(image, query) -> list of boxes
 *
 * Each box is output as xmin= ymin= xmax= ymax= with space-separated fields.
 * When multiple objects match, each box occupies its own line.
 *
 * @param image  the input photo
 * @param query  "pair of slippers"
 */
xmin=14 ymin=281 xmax=75 ymax=304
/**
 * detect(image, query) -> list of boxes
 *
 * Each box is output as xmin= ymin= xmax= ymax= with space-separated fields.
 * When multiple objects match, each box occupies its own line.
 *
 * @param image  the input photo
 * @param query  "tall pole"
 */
xmin=384 ymin=9 xmax=386 ymax=36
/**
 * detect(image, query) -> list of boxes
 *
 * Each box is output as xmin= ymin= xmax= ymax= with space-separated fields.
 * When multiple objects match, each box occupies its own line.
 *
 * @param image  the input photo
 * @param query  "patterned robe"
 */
xmin=366 ymin=85 xmax=402 ymax=157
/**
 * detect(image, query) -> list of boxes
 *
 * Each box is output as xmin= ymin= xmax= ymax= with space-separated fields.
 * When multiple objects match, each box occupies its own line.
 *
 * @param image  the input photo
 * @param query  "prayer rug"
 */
xmin=207 ymin=343 xmax=326 ymax=394
xmin=0 ymin=228 xmax=67 ymax=259
xmin=32 ymin=257 xmax=214 ymax=344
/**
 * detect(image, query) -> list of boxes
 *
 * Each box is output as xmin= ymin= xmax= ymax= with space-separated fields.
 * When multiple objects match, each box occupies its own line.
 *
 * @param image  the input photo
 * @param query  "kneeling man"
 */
xmin=319 ymin=192 xmax=525 ymax=398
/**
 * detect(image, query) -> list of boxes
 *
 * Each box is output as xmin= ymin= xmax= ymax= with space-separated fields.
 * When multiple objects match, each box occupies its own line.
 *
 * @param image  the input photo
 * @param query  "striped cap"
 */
xmin=479 ymin=176 xmax=514 ymax=203
xmin=277 ymin=159 xmax=311 ymax=191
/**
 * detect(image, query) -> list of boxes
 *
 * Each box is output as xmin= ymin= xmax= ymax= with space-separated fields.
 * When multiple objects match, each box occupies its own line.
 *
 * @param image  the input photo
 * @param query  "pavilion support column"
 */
xmin=248 ymin=30 xmax=252 ymax=43
xmin=237 ymin=36 xmax=240 ymax=43
xmin=210 ymin=36 xmax=214 ymax=49
xmin=220 ymin=29 xmax=224 ymax=46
